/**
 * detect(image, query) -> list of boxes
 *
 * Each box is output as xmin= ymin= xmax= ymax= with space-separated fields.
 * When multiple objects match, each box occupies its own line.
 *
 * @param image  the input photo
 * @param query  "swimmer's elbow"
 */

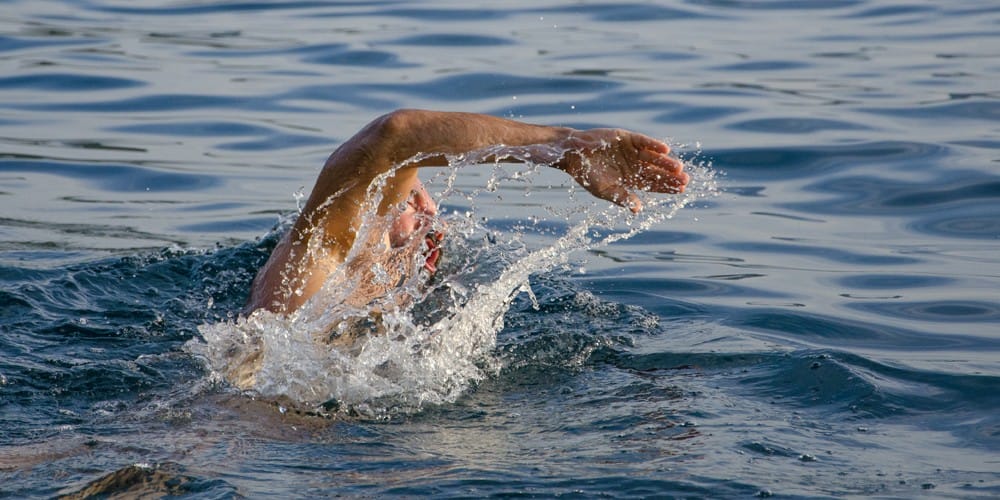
xmin=355 ymin=109 xmax=427 ymax=163
xmin=371 ymin=109 xmax=423 ymax=140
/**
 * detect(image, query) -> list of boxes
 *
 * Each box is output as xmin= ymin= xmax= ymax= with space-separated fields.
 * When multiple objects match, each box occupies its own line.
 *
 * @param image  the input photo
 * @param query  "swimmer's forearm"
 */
xmin=306 ymin=109 xmax=577 ymax=215
xmin=309 ymin=109 xmax=685 ymax=218
xmin=375 ymin=110 xmax=689 ymax=210
xmin=368 ymin=109 xmax=573 ymax=167
xmin=311 ymin=110 xmax=565 ymax=193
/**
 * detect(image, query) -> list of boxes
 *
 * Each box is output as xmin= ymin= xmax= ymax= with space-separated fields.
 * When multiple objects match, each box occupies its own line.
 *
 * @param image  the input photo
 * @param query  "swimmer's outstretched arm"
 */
xmin=247 ymin=109 xmax=688 ymax=313
xmin=311 ymin=109 xmax=687 ymax=233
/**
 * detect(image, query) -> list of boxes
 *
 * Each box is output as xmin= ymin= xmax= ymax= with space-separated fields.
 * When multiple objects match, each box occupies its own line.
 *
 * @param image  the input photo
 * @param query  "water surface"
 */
xmin=1 ymin=0 xmax=998 ymax=497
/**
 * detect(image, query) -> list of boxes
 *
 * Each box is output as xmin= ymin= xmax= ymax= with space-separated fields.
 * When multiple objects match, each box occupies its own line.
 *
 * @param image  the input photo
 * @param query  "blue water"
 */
xmin=2 ymin=0 xmax=998 ymax=497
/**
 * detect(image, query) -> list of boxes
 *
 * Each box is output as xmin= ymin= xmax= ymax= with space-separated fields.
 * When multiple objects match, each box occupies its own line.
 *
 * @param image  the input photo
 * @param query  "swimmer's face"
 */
xmin=388 ymin=180 xmax=443 ymax=272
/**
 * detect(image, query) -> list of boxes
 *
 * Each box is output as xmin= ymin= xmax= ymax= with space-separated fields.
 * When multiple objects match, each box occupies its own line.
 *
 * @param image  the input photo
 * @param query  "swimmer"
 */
xmin=244 ymin=109 xmax=689 ymax=314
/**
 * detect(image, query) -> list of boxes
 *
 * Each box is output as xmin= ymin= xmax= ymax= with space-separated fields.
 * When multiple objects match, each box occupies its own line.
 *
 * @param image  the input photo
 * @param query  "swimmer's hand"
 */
xmin=557 ymin=129 xmax=689 ymax=213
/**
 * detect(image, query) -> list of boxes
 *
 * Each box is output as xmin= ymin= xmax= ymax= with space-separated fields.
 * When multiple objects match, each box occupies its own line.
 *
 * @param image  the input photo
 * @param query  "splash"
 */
xmin=187 ymin=143 xmax=717 ymax=418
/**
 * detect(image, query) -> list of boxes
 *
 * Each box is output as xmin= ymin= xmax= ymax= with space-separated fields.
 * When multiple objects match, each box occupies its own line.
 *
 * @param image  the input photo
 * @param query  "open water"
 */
xmin=1 ymin=0 xmax=998 ymax=498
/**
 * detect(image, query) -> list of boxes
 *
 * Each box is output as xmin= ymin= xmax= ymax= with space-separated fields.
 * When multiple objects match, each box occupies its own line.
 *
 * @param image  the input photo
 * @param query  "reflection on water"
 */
xmin=1 ymin=0 xmax=998 ymax=497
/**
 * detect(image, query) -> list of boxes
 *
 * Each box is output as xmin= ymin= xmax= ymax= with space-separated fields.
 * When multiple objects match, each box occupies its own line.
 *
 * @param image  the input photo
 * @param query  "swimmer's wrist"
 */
xmin=551 ymin=127 xmax=584 ymax=174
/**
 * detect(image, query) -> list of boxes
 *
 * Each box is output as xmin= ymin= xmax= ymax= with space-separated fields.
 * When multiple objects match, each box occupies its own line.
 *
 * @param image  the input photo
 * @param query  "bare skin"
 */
xmin=245 ymin=109 xmax=689 ymax=314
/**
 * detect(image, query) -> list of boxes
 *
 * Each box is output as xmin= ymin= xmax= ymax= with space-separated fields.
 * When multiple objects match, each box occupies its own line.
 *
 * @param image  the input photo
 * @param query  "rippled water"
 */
xmin=2 ymin=0 xmax=998 ymax=497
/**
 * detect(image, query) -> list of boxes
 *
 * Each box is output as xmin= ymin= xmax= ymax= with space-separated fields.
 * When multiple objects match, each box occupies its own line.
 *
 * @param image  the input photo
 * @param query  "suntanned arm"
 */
xmin=245 ymin=109 xmax=689 ymax=314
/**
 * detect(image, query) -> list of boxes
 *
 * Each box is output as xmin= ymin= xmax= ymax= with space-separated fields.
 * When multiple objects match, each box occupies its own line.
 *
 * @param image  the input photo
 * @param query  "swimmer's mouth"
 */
xmin=424 ymin=230 xmax=443 ymax=273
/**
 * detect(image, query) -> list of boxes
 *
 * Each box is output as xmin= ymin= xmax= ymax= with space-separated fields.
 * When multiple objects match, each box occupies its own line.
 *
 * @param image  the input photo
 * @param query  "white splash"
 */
xmin=187 ymin=144 xmax=717 ymax=418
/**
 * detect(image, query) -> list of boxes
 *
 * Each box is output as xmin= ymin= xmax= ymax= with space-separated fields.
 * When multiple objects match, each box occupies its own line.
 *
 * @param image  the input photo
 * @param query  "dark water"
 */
xmin=2 ymin=0 xmax=998 ymax=497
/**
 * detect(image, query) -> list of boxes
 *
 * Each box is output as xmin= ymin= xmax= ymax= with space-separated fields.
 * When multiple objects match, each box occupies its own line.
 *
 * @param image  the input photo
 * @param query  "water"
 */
xmin=1 ymin=0 xmax=998 ymax=497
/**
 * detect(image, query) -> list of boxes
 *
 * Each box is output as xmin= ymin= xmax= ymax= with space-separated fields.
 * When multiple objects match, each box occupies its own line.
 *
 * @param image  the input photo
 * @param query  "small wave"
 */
xmin=0 ymin=73 xmax=143 ymax=91
xmin=0 ymin=158 xmax=220 ymax=192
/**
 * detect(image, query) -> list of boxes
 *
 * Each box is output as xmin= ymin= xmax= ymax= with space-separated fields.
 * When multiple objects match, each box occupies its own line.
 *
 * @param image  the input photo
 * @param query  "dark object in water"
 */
xmin=60 ymin=463 xmax=198 ymax=499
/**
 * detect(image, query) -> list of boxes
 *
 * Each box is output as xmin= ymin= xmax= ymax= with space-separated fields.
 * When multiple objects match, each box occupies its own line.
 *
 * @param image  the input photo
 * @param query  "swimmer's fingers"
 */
xmin=614 ymin=133 xmax=685 ymax=192
xmin=609 ymin=169 xmax=686 ymax=213
xmin=625 ymin=149 xmax=687 ymax=193
xmin=597 ymin=184 xmax=644 ymax=214
xmin=563 ymin=129 xmax=687 ymax=211
xmin=632 ymin=164 xmax=689 ymax=193
xmin=637 ymin=148 xmax=683 ymax=172
xmin=631 ymin=134 xmax=671 ymax=156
